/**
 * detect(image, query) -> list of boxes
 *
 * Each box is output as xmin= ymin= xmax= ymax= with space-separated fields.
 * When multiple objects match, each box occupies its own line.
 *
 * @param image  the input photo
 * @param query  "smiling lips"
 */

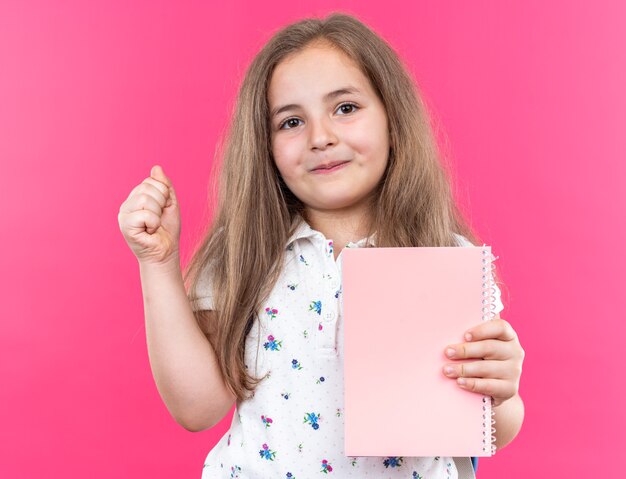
xmin=312 ymin=160 xmax=350 ymax=172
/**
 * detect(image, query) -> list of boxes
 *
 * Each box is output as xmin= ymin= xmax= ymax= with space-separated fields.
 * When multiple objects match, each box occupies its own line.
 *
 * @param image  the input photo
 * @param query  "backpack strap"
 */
xmin=452 ymin=457 xmax=477 ymax=479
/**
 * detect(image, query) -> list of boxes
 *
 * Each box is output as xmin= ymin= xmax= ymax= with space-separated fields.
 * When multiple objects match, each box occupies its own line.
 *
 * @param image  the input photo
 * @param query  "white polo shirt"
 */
xmin=193 ymin=216 xmax=504 ymax=478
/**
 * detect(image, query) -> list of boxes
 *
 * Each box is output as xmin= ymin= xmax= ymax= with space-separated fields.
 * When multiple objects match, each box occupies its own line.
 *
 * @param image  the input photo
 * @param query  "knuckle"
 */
xmin=137 ymin=193 xmax=152 ymax=207
xmin=144 ymin=177 xmax=169 ymax=193
xmin=483 ymin=381 xmax=495 ymax=396
xmin=146 ymin=180 xmax=169 ymax=202
xmin=503 ymin=321 xmax=515 ymax=337
xmin=509 ymin=383 xmax=518 ymax=398
xmin=484 ymin=341 xmax=496 ymax=357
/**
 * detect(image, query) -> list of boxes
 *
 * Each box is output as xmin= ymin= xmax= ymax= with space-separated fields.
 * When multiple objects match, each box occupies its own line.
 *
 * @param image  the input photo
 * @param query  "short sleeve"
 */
xmin=189 ymin=263 xmax=216 ymax=312
xmin=453 ymin=234 xmax=504 ymax=314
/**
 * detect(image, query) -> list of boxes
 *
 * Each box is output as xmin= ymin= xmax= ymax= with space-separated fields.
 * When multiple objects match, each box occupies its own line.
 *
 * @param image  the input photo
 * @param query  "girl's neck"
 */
xmin=303 ymin=205 xmax=373 ymax=245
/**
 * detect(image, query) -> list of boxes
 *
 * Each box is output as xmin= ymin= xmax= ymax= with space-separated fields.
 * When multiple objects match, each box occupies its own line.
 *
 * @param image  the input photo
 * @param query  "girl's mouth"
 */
xmin=312 ymin=161 xmax=350 ymax=174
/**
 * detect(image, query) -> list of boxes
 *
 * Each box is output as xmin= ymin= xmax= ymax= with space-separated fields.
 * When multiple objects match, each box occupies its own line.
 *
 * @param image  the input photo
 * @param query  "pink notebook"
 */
xmin=342 ymin=246 xmax=497 ymax=457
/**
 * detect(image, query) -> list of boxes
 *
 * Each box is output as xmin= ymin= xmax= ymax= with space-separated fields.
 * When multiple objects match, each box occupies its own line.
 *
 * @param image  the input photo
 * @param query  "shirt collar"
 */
xmin=287 ymin=215 xmax=377 ymax=248
xmin=287 ymin=216 xmax=317 ymax=244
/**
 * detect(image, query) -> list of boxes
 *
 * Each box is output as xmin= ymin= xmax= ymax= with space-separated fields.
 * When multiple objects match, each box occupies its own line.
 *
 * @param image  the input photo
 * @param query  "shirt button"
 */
xmin=324 ymin=311 xmax=335 ymax=322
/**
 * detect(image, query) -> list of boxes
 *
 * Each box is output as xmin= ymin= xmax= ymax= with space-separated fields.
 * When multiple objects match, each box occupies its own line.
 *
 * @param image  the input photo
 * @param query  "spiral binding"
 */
xmin=481 ymin=246 xmax=498 ymax=456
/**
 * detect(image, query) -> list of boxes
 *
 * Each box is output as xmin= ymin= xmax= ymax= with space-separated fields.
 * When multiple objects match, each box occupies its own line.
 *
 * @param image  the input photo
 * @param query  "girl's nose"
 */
xmin=309 ymin=117 xmax=338 ymax=150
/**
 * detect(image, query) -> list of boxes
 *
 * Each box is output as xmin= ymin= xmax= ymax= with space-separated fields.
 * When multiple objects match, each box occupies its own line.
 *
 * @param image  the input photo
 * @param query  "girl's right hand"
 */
xmin=118 ymin=165 xmax=181 ymax=266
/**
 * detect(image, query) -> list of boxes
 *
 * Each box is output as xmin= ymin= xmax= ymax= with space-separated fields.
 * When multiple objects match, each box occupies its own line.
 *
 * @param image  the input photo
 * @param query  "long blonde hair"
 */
xmin=184 ymin=12 xmax=505 ymax=402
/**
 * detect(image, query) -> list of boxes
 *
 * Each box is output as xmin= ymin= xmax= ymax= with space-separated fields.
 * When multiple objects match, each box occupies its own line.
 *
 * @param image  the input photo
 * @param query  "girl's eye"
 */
xmin=336 ymin=102 xmax=359 ymax=115
xmin=277 ymin=102 xmax=360 ymax=130
xmin=279 ymin=118 xmax=303 ymax=130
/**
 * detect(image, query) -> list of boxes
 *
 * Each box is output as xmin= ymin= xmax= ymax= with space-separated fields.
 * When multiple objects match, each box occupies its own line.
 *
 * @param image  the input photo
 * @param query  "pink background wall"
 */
xmin=2 ymin=1 xmax=624 ymax=477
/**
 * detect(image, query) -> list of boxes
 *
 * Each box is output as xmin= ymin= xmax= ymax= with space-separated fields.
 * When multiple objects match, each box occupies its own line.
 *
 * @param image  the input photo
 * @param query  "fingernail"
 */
xmin=444 ymin=366 xmax=454 ymax=375
xmin=465 ymin=333 xmax=473 ymax=342
xmin=446 ymin=348 xmax=455 ymax=358
xmin=458 ymin=378 xmax=466 ymax=386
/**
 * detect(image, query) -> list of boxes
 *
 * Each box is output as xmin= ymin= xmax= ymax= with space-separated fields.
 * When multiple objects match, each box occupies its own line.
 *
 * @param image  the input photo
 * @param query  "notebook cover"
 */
xmin=342 ymin=246 xmax=494 ymax=457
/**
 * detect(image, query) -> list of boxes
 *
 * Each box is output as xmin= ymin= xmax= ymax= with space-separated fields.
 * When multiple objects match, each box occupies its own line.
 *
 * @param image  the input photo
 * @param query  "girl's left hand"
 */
xmin=442 ymin=316 xmax=525 ymax=407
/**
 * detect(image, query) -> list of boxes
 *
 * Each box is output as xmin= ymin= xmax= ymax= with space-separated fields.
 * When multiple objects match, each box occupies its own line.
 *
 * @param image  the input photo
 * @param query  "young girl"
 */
xmin=119 ymin=12 xmax=525 ymax=479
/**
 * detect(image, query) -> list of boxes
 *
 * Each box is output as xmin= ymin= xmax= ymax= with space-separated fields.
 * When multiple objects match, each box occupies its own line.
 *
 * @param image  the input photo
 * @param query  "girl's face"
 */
xmin=268 ymin=43 xmax=390 ymax=216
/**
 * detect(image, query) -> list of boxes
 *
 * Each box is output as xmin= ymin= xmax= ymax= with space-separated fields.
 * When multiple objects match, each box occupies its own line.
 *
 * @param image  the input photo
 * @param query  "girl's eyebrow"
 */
xmin=270 ymin=86 xmax=362 ymax=119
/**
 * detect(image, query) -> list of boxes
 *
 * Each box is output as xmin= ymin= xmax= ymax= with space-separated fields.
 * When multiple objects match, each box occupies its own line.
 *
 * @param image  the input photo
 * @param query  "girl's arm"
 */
xmin=139 ymin=255 xmax=236 ymax=431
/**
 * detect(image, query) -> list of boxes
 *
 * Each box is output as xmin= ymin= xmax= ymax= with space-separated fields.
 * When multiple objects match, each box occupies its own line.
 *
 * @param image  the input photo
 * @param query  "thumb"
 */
xmin=150 ymin=165 xmax=172 ymax=188
xmin=151 ymin=165 xmax=177 ymax=208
